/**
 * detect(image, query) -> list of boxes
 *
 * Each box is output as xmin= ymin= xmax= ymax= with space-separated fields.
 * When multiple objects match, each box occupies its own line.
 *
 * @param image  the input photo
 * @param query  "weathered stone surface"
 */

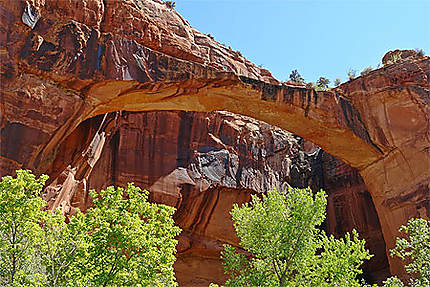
xmin=381 ymin=49 xmax=420 ymax=65
xmin=336 ymin=59 xmax=430 ymax=276
xmin=310 ymin=149 xmax=390 ymax=283
xmin=0 ymin=0 xmax=429 ymax=282
xmin=42 ymin=110 xmax=388 ymax=286
xmin=42 ymin=110 xmax=314 ymax=286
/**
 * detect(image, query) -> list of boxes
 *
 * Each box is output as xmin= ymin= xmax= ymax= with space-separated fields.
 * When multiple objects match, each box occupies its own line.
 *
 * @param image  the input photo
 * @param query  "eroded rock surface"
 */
xmin=310 ymin=149 xmax=390 ymax=283
xmin=86 ymin=111 xmax=315 ymax=286
xmin=42 ymin=110 xmax=388 ymax=286
xmin=1 ymin=0 xmax=429 ymax=282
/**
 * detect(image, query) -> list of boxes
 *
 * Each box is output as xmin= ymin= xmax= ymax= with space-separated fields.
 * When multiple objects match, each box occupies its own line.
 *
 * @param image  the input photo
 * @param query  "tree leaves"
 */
xmin=0 ymin=170 xmax=181 ymax=287
xmin=220 ymin=188 xmax=372 ymax=287
xmin=383 ymin=218 xmax=430 ymax=287
xmin=0 ymin=170 xmax=48 ymax=286
xmin=81 ymin=183 xmax=181 ymax=287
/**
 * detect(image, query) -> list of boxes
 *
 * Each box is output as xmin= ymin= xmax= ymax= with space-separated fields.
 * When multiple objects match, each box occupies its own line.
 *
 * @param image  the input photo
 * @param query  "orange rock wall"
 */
xmin=41 ymin=110 xmax=389 ymax=286
xmin=1 ymin=0 xmax=429 ymax=283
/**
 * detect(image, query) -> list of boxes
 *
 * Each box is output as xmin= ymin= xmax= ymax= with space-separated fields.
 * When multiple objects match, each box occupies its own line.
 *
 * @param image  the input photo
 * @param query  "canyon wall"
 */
xmin=40 ymin=110 xmax=389 ymax=286
xmin=1 ymin=0 xmax=429 ymax=282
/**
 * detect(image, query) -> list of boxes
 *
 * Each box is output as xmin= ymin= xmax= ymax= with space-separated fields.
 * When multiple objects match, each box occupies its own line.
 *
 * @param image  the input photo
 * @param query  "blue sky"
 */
xmin=176 ymin=0 xmax=430 ymax=85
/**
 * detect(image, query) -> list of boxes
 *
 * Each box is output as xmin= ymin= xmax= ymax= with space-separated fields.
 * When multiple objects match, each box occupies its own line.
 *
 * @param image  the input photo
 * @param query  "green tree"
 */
xmin=219 ymin=188 xmax=372 ymax=287
xmin=1 ymin=171 xmax=182 ymax=287
xmin=37 ymin=209 xmax=88 ymax=287
xmin=78 ymin=184 xmax=181 ymax=287
xmin=315 ymin=77 xmax=330 ymax=91
xmin=382 ymin=218 xmax=430 ymax=287
xmin=0 ymin=170 xmax=47 ymax=286
xmin=289 ymin=70 xmax=305 ymax=83
xmin=334 ymin=78 xmax=342 ymax=87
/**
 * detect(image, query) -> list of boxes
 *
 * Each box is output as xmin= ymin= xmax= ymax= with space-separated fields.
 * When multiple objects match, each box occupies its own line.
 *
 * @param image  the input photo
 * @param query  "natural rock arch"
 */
xmin=1 ymin=0 xmax=429 ymax=278
xmin=31 ymin=52 xmax=430 ymax=278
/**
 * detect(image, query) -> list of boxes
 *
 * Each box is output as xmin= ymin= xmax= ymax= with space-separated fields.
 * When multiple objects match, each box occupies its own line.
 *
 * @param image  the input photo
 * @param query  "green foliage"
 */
xmin=348 ymin=68 xmax=357 ymax=80
xmin=382 ymin=218 xmax=430 ymax=287
xmin=37 ymin=209 xmax=88 ymax=287
xmin=219 ymin=188 xmax=372 ymax=287
xmin=79 ymin=184 xmax=181 ymax=287
xmin=334 ymin=78 xmax=342 ymax=87
xmin=361 ymin=66 xmax=373 ymax=76
xmin=304 ymin=230 xmax=372 ymax=287
xmin=289 ymin=70 xmax=305 ymax=83
xmin=0 ymin=171 xmax=181 ymax=287
xmin=382 ymin=277 xmax=405 ymax=287
xmin=0 ymin=170 xmax=48 ymax=286
xmin=315 ymin=77 xmax=330 ymax=91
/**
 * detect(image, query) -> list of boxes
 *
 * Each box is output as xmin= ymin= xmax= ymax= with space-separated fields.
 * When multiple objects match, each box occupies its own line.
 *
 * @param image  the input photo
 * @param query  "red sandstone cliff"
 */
xmin=41 ymin=110 xmax=389 ymax=285
xmin=1 ymin=0 xmax=429 ymax=284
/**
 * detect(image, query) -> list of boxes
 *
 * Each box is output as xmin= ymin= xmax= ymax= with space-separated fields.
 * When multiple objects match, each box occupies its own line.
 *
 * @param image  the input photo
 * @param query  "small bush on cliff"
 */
xmin=382 ymin=218 xmax=430 ymax=287
xmin=215 ymin=188 xmax=372 ymax=287
xmin=289 ymin=69 xmax=305 ymax=83
xmin=361 ymin=66 xmax=373 ymax=76
xmin=414 ymin=48 xmax=425 ymax=57
xmin=383 ymin=53 xmax=403 ymax=66
xmin=334 ymin=78 xmax=342 ymax=87
xmin=315 ymin=77 xmax=330 ymax=91
xmin=164 ymin=1 xmax=176 ymax=9
xmin=0 ymin=170 xmax=181 ymax=287
xmin=348 ymin=68 xmax=357 ymax=80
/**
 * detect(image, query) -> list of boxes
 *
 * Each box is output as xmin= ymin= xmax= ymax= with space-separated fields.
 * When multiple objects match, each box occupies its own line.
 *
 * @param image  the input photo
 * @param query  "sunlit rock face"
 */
xmin=40 ymin=110 xmax=388 ymax=286
xmin=1 ymin=0 xmax=429 ymax=283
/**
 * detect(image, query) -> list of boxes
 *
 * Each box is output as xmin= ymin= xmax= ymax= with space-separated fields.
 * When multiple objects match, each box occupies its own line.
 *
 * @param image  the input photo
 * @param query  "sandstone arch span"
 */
xmin=1 ymin=0 xmax=429 ymax=278
xmin=63 ymin=56 xmax=430 ymax=278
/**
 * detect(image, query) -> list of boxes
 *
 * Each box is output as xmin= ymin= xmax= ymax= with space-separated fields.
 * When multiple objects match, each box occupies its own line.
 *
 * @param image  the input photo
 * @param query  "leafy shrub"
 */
xmin=384 ymin=53 xmax=403 ymax=66
xmin=361 ymin=66 xmax=373 ymax=76
xmin=164 ymin=1 xmax=176 ymax=9
xmin=289 ymin=69 xmax=305 ymax=83
xmin=415 ymin=48 xmax=425 ymax=57
xmin=348 ymin=68 xmax=357 ymax=80
xmin=218 ymin=188 xmax=372 ymax=287
xmin=382 ymin=218 xmax=430 ymax=287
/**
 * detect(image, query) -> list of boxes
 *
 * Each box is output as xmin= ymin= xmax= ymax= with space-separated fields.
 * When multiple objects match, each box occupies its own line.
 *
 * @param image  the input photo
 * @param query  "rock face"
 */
xmin=41 ymin=110 xmax=389 ymax=286
xmin=381 ymin=49 xmax=420 ymax=65
xmin=311 ymin=150 xmax=390 ymax=282
xmin=0 ymin=0 xmax=429 ymax=283
xmin=83 ymin=111 xmax=316 ymax=286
